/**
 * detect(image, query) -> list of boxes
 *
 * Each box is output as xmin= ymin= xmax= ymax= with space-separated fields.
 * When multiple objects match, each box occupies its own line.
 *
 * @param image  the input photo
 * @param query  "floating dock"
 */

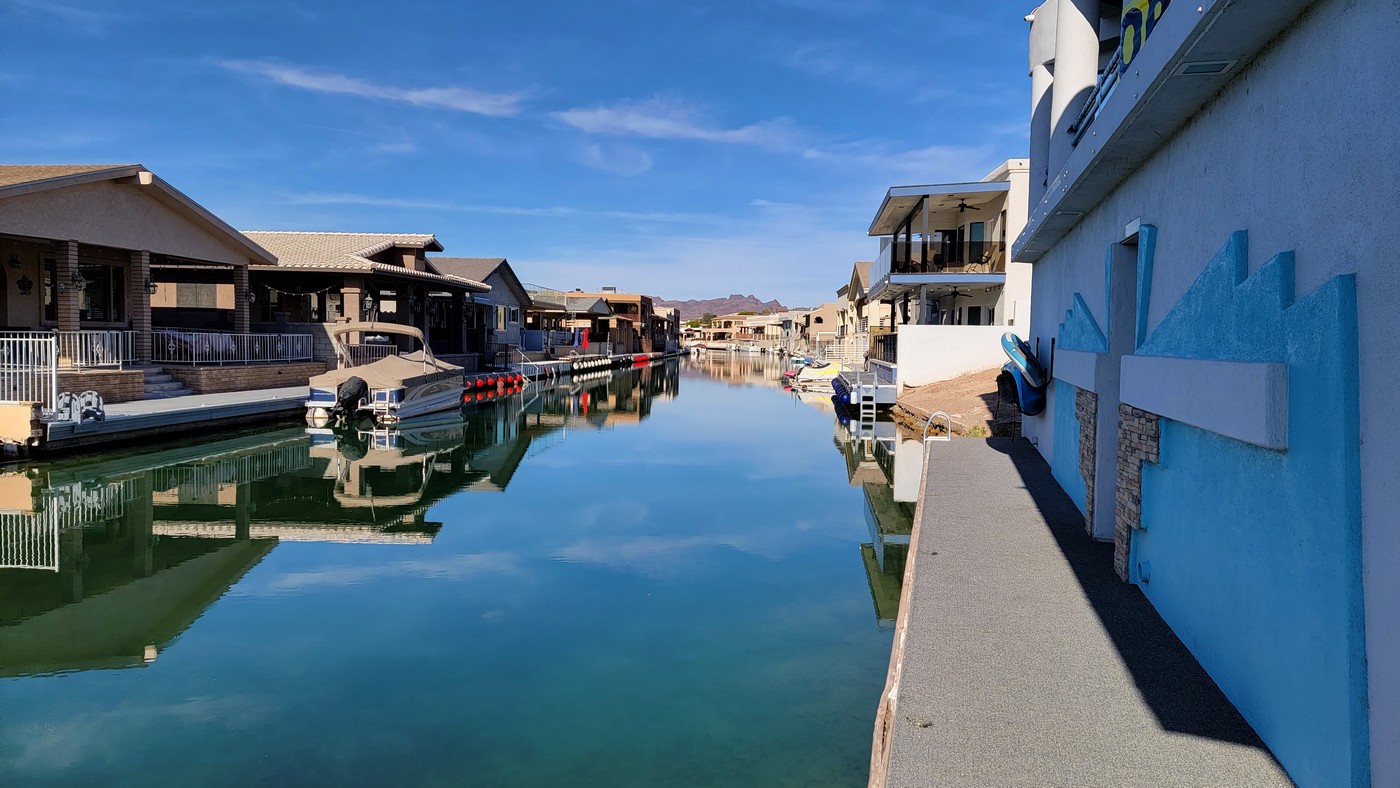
xmin=41 ymin=386 xmax=308 ymax=453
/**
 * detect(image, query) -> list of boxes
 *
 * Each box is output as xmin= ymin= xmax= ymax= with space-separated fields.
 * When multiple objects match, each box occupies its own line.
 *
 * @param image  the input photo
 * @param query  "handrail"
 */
xmin=922 ymin=410 xmax=953 ymax=443
xmin=1069 ymin=46 xmax=1124 ymax=146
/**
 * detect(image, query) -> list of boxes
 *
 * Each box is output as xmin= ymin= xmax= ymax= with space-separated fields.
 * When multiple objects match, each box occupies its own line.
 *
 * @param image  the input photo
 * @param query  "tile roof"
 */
xmin=0 ymin=164 xmax=134 ymax=189
xmin=242 ymin=231 xmax=487 ymax=291
xmin=855 ymin=261 xmax=873 ymax=290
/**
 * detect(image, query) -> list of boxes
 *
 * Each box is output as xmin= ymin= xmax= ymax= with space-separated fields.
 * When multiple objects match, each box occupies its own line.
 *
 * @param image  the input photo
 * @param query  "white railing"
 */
xmin=0 ymin=330 xmax=133 ymax=370
xmin=153 ymin=329 xmax=314 ymax=366
xmin=345 ymin=343 xmax=398 ymax=366
xmin=0 ymin=335 xmax=58 ymax=410
xmin=0 ymin=513 xmax=60 ymax=571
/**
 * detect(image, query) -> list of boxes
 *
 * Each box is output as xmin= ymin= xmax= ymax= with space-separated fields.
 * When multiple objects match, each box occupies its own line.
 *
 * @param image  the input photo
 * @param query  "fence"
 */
xmin=0 ymin=513 xmax=60 ymax=571
xmin=872 ymin=333 xmax=898 ymax=364
xmin=816 ymin=333 xmax=868 ymax=364
xmin=0 ymin=335 xmax=58 ymax=410
xmin=521 ymin=330 xmax=576 ymax=352
xmin=153 ymin=330 xmax=314 ymax=366
xmin=344 ymin=343 xmax=398 ymax=366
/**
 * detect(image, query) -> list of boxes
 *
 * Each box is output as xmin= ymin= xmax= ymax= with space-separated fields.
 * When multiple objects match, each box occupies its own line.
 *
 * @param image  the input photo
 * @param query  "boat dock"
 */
xmin=870 ymin=438 xmax=1290 ymax=786
xmin=833 ymin=369 xmax=897 ymax=409
xmin=41 ymin=386 xmax=308 ymax=453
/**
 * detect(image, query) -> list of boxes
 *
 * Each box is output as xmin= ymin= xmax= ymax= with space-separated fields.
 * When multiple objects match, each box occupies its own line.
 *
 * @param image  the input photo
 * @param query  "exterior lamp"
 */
xmin=71 ymin=270 xmax=87 ymax=290
xmin=6 ymin=253 xmax=19 ymax=270
xmin=145 ymin=275 xmax=158 ymax=295
xmin=362 ymin=291 xmax=376 ymax=317
xmin=244 ymin=287 xmax=257 ymax=304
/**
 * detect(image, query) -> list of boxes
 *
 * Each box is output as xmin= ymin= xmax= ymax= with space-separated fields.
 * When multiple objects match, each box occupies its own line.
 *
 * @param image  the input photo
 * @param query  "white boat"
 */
xmin=791 ymin=360 xmax=850 ymax=391
xmin=305 ymin=322 xmax=464 ymax=426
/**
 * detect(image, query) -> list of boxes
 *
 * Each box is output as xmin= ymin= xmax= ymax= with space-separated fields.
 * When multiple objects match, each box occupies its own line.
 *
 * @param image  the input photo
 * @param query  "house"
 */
xmin=0 ymin=164 xmax=331 ymax=403
xmin=862 ymin=159 xmax=1032 ymax=386
xmin=241 ymin=232 xmax=492 ymax=368
xmin=569 ymin=289 xmax=664 ymax=353
xmin=801 ymin=303 xmax=839 ymax=351
xmin=523 ymin=284 xmax=614 ymax=355
xmin=1014 ymin=1 xmax=1395 ymax=784
xmin=429 ymin=257 xmax=533 ymax=366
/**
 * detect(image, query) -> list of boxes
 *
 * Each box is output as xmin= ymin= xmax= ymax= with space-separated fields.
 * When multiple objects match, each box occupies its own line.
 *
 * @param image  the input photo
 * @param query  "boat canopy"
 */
xmin=330 ymin=321 xmax=426 ymax=343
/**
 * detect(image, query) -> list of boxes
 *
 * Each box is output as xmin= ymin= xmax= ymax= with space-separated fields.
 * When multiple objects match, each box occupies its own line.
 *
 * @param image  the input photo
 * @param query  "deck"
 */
xmin=42 ymin=386 xmax=307 ymax=452
xmin=872 ymin=438 xmax=1292 ymax=787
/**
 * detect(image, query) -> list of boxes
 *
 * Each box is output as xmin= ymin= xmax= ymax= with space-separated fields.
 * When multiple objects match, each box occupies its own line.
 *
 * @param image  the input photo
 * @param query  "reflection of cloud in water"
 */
xmin=2 ymin=694 xmax=269 ymax=774
xmin=232 ymin=553 xmax=523 ymax=595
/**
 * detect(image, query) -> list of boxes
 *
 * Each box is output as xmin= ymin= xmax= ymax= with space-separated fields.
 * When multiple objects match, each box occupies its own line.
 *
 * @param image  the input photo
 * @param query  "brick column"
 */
xmin=342 ymin=285 xmax=362 ymax=321
xmin=129 ymin=250 xmax=152 ymax=362
xmin=53 ymin=240 xmax=80 ymax=331
xmin=234 ymin=264 xmax=250 ymax=333
xmin=1075 ymin=388 xmax=1098 ymax=538
xmin=1115 ymin=404 xmax=1161 ymax=581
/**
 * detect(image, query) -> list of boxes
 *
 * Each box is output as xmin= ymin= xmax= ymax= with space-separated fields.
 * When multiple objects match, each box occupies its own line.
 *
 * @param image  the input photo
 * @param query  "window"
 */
xmin=508 ymin=306 xmax=520 ymax=324
xmin=813 ymin=316 xmax=823 ymax=324
xmin=43 ymin=259 xmax=127 ymax=323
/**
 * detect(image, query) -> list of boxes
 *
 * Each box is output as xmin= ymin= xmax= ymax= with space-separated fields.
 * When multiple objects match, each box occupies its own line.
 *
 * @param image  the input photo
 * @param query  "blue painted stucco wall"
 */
xmin=1049 ymin=379 xmax=1085 ymax=514
xmin=1129 ymin=235 xmax=1367 ymax=786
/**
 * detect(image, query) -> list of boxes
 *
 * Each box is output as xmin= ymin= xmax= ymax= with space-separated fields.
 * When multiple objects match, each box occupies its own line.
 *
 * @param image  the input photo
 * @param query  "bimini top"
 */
xmin=330 ymin=321 xmax=426 ymax=342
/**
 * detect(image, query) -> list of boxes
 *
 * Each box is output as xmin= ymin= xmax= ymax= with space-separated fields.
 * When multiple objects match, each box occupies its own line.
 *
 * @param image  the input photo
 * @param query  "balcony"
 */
xmin=871 ymin=241 xmax=1007 ymax=302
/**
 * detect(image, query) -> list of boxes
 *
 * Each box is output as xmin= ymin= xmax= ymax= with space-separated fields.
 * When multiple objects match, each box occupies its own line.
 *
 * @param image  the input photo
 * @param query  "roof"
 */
xmin=530 ymin=294 xmax=611 ymax=316
xmin=430 ymin=257 xmax=529 ymax=307
xmin=0 ymin=164 xmax=277 ymax=264
xmin=0 ymin=164 xmax=130 ymax=189
xmin=867 ymin=177 xmax=1012 ymax=236
xmin=242 ymin=231 xmax=486 ymax=291
xmin=855 ymin=261 xmax=873 ymax=290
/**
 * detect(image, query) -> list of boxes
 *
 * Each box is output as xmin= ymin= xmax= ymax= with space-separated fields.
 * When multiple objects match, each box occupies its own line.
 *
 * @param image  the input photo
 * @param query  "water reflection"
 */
xmin=0 ymin=362 xmax=682 ymax=678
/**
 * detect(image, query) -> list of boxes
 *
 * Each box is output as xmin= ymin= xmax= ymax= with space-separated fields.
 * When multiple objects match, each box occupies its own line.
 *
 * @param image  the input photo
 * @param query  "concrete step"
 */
xmin=144 ymin=381 xmax=189 ymax=394
xmin=142 ymin=372 xmax=176 ymax=384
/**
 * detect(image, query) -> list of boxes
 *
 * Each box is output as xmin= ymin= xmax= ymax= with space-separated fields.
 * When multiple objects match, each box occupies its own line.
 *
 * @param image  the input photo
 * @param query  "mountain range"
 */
xmin=652 ymin=294 xmax=788 ymax=320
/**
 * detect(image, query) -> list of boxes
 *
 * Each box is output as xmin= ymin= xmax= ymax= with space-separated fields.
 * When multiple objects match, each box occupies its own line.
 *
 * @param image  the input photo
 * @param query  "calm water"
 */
xmin=0 ymin=356 xmax=911 ymax=787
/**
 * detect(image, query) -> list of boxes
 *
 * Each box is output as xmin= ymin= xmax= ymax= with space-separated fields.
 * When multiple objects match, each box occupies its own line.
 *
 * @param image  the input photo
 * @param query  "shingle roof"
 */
xmin=855 ymin=261 xmax=873 ymax=290
xmin=241 ymin=231 xmax=487 ymax=291
xmin=429 ymin=257 xmax=507 ymax=282
xmin=0 ymin=164 xmax=133 ymax=189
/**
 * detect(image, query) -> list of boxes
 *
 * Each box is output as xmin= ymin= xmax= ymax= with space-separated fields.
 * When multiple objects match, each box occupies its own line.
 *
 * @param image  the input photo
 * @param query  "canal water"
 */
xmin=0 ymin=356 xmax=912 ymax=787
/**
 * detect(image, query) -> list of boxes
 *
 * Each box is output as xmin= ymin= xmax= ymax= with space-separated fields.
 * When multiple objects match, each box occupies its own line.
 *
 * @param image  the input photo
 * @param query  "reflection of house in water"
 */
xmin=834 ymin=417 xmax=923 ymax=629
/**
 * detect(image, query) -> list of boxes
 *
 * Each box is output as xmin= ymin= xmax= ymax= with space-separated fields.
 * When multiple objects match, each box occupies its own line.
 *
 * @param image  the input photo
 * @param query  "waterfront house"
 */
xmin=241 ymin=232 xmax=492 ymax=369
xmin=0 ymin=164 xmax=338 ymax=403
xmin=429 ymin=257 xmax=532 ymax=366
xmin=523 ymin=285 xmax=615 ymax=355
xmin=569 ymin=289 xmax=664 ymax=353
xmin=864 ymin=159 xmax=1033 ymax=386
xmin=1014 ymin=1 xmax=1396 ymax=784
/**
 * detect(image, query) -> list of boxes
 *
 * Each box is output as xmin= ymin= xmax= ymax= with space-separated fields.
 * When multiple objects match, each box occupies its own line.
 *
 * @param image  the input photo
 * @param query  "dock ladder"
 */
xmin=856 ymin=371 xmax=877 ymax=432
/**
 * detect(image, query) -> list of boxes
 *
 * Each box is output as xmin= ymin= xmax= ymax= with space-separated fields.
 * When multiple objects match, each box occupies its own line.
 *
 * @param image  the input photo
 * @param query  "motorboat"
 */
xmin=305 ymin=322 xmax=465 ymax=426
xmin=792 ymin=360 xmax=850 ymax=391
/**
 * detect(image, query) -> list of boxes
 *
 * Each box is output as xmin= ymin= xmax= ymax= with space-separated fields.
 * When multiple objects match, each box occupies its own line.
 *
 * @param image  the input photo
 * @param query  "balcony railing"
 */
xmin=344 ymin=343 xmax=398 ymax=366
xmin=152 ymin=329 xmax=314 ymax=366
xmin=871 ymin=333 xmax=898 ymax=365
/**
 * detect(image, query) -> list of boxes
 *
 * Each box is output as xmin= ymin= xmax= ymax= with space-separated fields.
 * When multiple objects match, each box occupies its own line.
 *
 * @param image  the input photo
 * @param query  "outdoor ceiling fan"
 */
xmin=956 ymin=198 xmax=981 ymax=213
xmin=944 ymin=287 xmax=973 ymax=300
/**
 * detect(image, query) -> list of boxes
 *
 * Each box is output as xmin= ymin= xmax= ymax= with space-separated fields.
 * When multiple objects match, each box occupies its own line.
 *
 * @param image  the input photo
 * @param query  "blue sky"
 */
xmin=1 ymin=0 xmax=1031 ymax=307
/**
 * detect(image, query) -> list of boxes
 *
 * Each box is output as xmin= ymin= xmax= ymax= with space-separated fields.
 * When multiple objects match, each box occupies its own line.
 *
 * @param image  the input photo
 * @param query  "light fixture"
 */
xmin=70 ymin=270 xmax=87 ymax=290
xmin=57 ymin=282 xmax=67 ymax=295
xmin=244 ymin=287 xmax=257 ymax=304
xmin=6 ymin=253 xmax=19 ymax=270
xmin=145 ymin=275 xmax=158 ymax=295
xmin=362 ymin=291 xmax=376 ymax=316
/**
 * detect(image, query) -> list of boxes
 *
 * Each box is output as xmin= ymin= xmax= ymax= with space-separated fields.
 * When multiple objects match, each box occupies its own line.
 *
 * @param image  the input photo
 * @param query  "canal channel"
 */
xmin=0 ymin=356 xmax=913 ymax=786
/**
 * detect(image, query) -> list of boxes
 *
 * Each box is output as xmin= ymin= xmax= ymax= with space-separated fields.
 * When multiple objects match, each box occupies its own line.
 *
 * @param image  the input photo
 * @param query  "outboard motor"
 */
xmin=335 ymin=376 xmax=368 ymax=419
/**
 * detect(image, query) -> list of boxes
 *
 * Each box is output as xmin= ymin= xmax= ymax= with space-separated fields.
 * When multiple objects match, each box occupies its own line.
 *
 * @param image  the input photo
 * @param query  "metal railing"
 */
xmin=872 ymin=333 xmax=898 ymax=365
xmin=0 ymin=335 xmax=58 ymax=410
xmin=152 ymin=329 xmax=314 ymax=366
xmin=1070 ymin=47 xmax=1124 ymax=147
xmin=344 ymin=343 xmax=398 ymax=366
xmin=882 ymin=241 xmax=1007 ymax=277
xmin=0 ymin=514 xmax=60 ymax=571
xmin=0 ymin=330 xmax=134 ymax=370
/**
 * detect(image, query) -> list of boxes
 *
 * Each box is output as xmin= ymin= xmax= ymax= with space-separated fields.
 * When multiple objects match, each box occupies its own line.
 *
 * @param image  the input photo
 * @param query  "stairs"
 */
xmin=134 ymin=366 xmax=193 ymax=399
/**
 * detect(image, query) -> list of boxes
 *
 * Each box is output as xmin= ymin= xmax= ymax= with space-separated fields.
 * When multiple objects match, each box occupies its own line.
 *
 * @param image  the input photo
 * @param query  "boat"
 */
xmin=792 ymin=360 xmax=850 ymax=391
xmin=305 ymin=322 xmax=465 ymax=426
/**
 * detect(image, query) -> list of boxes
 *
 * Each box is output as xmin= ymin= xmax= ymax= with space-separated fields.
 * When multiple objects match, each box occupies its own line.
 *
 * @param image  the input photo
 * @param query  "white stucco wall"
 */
xmin=894 ymin=325 xmax=1007 ymax=388
xmin=1022 ymin=1 xmax=1400 ymax=779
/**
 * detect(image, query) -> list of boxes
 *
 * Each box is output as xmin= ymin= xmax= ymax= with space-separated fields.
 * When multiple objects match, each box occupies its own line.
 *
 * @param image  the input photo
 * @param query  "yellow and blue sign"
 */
xmin=1122 ymin=0 xmax=1172 ymax=68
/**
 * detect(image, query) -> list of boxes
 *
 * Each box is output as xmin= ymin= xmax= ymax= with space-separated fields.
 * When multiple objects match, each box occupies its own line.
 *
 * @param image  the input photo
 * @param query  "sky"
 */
xmin=0 ymin=0 xmax=1032 ymax=308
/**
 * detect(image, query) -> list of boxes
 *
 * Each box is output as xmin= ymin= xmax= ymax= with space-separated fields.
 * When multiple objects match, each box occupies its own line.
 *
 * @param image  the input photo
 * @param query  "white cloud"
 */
xmin=285 ymin=192 xmax=724 ymax=225
xmin=2 ymin=0 xmax=115 ymax=30
xmin=578 ymin=141 xmax=654 ymax=176
xmin=556 ymin=96 xmax=801 ymax=150
xmin=221 ymin=60 xmax=524 ymax=117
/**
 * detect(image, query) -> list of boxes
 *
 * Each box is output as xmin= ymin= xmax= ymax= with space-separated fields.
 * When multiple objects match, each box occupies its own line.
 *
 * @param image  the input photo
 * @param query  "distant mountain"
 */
xmin=652 ymin=294 xmax=788 ymax=320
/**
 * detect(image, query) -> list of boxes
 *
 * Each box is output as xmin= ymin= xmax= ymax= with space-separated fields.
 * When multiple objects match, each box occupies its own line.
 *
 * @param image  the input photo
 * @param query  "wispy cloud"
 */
xmin=556 ymin=96 xmax=801 ymax=150
xmin=2 ymin=0 xmax=118 ymax=30
xmin=221 ymin=60 xmax=525 ymax=117
xmin=578 ymin=141 xmax=654 ymax=176
xmin=286 ymin=192 xmax=724 ymax=225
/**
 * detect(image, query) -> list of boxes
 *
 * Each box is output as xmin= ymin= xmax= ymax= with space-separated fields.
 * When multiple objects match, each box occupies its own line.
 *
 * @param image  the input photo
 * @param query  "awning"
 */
xmin=868 ymin=181 xmax=1010 ymax=236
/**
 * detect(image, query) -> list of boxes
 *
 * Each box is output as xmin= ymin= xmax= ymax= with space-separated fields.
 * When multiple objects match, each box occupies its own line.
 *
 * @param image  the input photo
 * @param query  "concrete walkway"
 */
xmin=872 ymin=438 xmax=1292 ymax=787
xmin=43 ymin=386 xmax=306 ymax=451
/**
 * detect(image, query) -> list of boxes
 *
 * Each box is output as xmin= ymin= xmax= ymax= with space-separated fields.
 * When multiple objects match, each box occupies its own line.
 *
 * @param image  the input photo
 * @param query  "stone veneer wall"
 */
xmin=164 ymin=361 xmax=326 ymax=395
xmin=56 ymin=370 xmax=145 ymax=404
xmin=1075 ymin=388 xmax=1098 ymax=537
xmin=1115 ymin=403 xmax=1160 ymax=581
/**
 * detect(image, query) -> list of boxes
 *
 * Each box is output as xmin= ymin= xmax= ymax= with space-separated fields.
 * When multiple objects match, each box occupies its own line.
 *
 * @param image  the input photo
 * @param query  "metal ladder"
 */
xmin=856 ymin=372 xmax=877 ymax=432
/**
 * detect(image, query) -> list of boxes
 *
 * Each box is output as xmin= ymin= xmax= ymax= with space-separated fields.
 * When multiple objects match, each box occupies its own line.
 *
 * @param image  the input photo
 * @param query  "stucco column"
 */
xmin=1049 ymin=0 xmax=1100 ymax=178
xmin=53 ymin=240 xmax=80 ymax=331
xmin=129 ymin=250 xmax=152 ymax=362
xmin=1028 ymin=1 xmax=1058 ymax=209
xmin=234 ymin=264 xmax=250 ymax=333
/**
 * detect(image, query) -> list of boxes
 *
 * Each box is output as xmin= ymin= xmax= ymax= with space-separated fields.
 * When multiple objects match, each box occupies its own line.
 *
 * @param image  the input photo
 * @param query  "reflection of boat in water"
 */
xmin=306 ymin=322 xmax=465 ymax=426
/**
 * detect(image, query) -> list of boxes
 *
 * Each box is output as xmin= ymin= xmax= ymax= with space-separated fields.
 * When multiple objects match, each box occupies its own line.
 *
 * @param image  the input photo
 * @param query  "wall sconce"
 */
xmin=243 ymin=287 xmax=257 ymax=304
xmin=6 ymin=253 xmax=19 ymax=270
xmin=361 ymin=291 xmax=376 ymax=317
xmin=145 ymin=276 xmax=158 ymax=295
xmin=70 ymin=270 xmax=87 ymax=291
xmin=57 ymin=281 xmax=67 ymax=295
xmin=411 ymin=297 xmax=423 ymax=314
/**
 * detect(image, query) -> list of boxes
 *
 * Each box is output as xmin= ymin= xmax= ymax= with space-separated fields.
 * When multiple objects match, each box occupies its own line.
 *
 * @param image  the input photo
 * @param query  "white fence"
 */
xmin=344 ymin=343 xmax=398 ymax=366
xmin=816 ymin=333 xmax=868 ymax=364
xmin=153 ymin=330 xmax=314 ymax=366
xmin=0 ymin=330 xmax=132 ymax=370
xmin=0 ymin=335 xmax=58 ymax=411
xmin=0 ymin=513 xmax=60 ymax=571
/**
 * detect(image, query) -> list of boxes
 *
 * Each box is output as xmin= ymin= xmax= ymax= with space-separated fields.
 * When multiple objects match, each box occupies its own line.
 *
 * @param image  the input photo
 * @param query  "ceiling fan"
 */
xmin=942 ymin=287 xmax=973 ymax=301
xmin=956 ymin=198 xmax=981 ymax=213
